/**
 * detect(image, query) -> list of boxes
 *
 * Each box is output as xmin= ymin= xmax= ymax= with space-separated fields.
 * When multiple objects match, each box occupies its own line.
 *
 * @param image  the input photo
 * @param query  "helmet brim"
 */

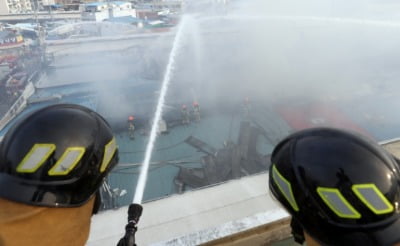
xmin=0 ymin=173 xmax=96 ymax=207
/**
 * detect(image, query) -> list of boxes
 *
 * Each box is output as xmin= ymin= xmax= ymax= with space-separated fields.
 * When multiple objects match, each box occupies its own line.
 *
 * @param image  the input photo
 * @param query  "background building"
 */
xmin=0 ymin=0 xmax=33 ymax=14
xmin=0 ymin=0 xmax=57 ymax=14
xmin=81 ymin=1 xmax=137 ymax=22
xmin=0 ymin=0 xmax=182 ymax=15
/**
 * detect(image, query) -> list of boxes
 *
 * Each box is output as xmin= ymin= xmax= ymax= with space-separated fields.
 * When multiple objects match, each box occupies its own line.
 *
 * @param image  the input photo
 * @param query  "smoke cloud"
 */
xmin=43 ymin=0 xmax=400 ymax=140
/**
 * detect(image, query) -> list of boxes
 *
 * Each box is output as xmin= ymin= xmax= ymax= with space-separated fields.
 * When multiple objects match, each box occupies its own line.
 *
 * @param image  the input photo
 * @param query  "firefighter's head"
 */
xmin=0 ymin=104 xmax=119 ymax=245
xmin=0 ymin=103 xmax=119 ymax=208
xmin=269 ymin=127 xmax=400 ymax=246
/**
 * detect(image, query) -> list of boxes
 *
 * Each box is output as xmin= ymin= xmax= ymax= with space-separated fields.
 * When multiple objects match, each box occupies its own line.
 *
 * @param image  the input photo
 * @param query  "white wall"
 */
xmin=87 ymin=172 xmax=288 ymax=246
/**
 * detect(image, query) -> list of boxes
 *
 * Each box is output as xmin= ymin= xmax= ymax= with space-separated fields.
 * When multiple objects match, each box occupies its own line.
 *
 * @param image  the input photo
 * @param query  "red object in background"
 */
xmin=128 ymin=116 xmax=134 ymax=121
xmin=277 ymin=102 xmax=372 ymax=138
xmin=4 ymin=55 xmax=17 ymax=63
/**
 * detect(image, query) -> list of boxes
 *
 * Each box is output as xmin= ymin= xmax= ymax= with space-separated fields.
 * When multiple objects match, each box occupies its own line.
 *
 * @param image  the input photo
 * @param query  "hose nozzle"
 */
xmin=128 ymin=203 xmax=143 ymax=224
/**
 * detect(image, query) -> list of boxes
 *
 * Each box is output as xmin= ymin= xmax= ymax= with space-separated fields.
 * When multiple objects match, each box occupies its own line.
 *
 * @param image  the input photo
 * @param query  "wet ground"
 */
xmin=108 ymin=105 xmax=282 ymax=205
xmin=0 ymin=73 xmax=287 ymax=208
xmin=4 ymin=73 xmax=400 ymax=209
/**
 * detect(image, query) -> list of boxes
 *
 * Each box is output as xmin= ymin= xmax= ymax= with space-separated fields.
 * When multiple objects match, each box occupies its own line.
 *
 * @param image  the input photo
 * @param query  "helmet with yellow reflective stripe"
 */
xmin=269 ymin=127 xmax=400 ymax=246
xmin=0 ymin=104 xmax=119 ymax=207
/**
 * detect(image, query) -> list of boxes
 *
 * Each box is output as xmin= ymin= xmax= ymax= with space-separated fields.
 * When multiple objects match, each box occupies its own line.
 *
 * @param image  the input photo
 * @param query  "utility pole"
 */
xmin=107 ymin=0 xmax=113 ymax=19
xmin=33 ymin=0 xmax=39 ymax=26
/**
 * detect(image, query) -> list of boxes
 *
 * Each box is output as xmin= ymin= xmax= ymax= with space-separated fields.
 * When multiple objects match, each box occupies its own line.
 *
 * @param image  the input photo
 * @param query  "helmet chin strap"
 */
xmin=290 ymin=218 xmax=305 ymax=244
xmin=92 ymin=191 xmax=102 ymax=215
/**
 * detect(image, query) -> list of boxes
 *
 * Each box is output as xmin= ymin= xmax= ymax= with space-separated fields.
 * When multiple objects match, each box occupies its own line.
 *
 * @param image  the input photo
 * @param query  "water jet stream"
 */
xmin=133 ymin=17 xmax=187 ymax=204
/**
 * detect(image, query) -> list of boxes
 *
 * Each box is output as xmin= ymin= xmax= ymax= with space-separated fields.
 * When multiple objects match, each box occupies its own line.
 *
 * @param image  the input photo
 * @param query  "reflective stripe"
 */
xmin=17 ymin=144 xmax=56 ymax=173
xmin=48 ymin=147 xmax=85 ymax=176
xmin=352 ymin=184 xmax=394 ymax=215
xmin=272 ymin=164 xmax=299 ymax=211
xmin=100 ymin=137 xmax=117 ymax=173
xmin=317 ymin=187 xmax=361 ymax=219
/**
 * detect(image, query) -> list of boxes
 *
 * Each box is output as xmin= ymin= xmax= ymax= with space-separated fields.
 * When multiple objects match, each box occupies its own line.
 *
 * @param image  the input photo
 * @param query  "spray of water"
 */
xmin=133 ymin=17 xmax=187 ymax=204
xmin=204 ymin=14 xmax=400 ymax=28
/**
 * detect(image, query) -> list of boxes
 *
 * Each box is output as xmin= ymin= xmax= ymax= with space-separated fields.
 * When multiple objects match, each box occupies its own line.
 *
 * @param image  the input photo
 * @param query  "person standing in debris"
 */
xmin=269 ymin=127 xmax=400 ymax=245
xmin=0 ymin=104 xmax=119 ymax=246
xmin=157 ymin=117 xmax=168 ymax=134
xmin=128 ymin=115 xmax=135 ymax=140
xmin=181 ymin=104 xmax=190 ymax=125
xmin=192 ymin=102 xmax=201 ymax=122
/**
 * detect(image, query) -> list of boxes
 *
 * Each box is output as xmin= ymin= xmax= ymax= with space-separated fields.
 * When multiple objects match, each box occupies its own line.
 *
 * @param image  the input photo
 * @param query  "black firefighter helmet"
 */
xmin=0 ymin=104 xmax=119 ymax=207
xmin=269 ymin=127 xmax=400 ymax=246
